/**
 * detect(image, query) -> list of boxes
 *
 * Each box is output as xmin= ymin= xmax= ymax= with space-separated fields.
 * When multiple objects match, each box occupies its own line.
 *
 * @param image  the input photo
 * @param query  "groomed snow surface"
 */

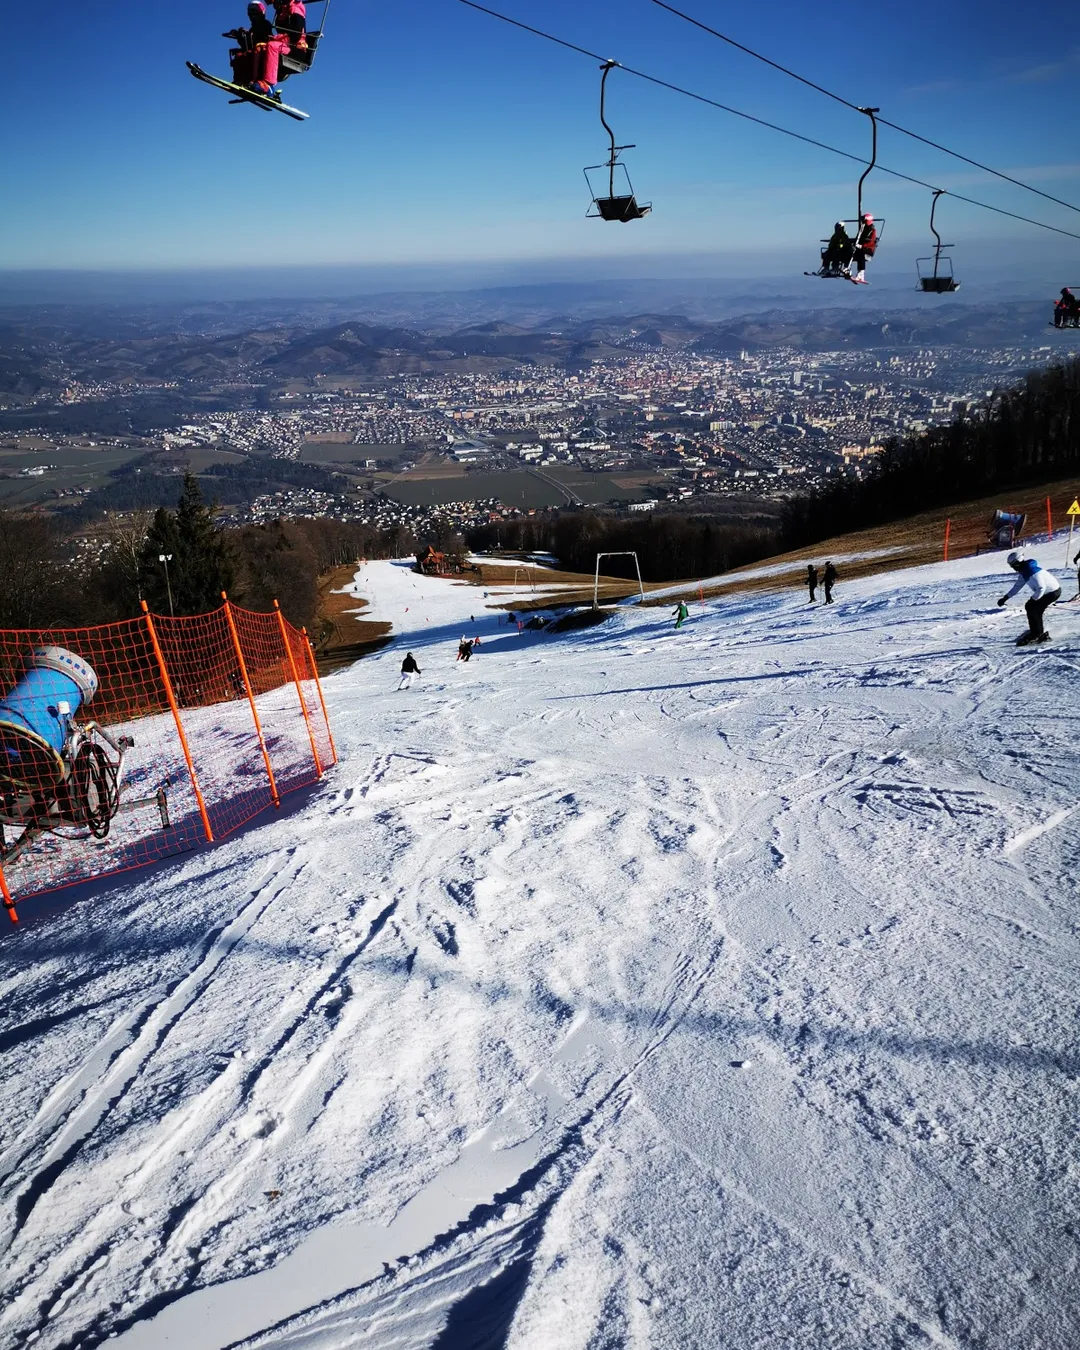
xmin=1 ymin=553 xmax=1079 ymax=1350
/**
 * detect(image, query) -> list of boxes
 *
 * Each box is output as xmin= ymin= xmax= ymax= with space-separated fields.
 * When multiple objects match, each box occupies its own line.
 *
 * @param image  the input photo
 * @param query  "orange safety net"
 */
xmin=0 ymin=599 xmax=336 ymax=923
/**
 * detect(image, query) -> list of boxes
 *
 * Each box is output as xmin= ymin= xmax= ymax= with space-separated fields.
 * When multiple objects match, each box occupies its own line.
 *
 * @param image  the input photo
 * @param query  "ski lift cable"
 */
xmin=456 ymin=0 xmax=1080 ymax=244
xmin=648 ymin=0 xmax=1080 ymax=219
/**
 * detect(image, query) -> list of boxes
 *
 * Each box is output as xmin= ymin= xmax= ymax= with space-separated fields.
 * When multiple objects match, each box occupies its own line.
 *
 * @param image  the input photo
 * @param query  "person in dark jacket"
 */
xmin=1053 ymin=288 xmax=1080 ymax=328
xmin=822 ymin=561 xmax=838 ymax=603
xmin=820 ymin=222 xmax=853 ymax=276
xmin=226 ymin=1 xmax=275 ymax=86
xmin=398 ymin=652 xmax=421 ymax=690
xmin=806 ymin=564 xmax=818 ymax=603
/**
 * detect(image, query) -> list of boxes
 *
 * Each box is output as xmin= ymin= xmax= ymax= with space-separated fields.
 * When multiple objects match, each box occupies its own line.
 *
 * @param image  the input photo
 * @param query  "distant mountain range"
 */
xmin=0 ymin=297 xmax=1071 ymax=400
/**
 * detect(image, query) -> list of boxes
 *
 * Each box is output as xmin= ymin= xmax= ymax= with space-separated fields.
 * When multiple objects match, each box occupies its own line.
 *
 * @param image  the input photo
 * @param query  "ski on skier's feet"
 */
xmin=186 ymin=62 xmax=310 ymax=120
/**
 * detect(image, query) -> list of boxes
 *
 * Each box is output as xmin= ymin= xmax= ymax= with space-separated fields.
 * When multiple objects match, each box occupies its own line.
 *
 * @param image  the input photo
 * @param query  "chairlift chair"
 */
xmin=186 ymin=0 xmax=332 ymax=121
xmin=917 ymin=189 xmax=960 ymax=293
xmin=584 ymin=62 xmax=652 ymax=223
xmin=808 ymin=216 xmax=888 ymax=278
xmin=806 ymin=108 xmax=884 ymax=278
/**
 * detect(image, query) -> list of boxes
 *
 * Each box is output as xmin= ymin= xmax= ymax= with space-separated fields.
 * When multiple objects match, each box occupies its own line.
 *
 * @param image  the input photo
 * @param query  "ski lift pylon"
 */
xmin=584 ymin=61 xmax=652 ymax=223
xmin=916 ymin=189 xmax=960 ymax=293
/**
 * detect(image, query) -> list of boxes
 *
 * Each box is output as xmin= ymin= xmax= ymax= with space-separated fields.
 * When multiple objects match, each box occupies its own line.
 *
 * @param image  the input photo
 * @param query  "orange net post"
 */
xmin=223 ymin=594 xmax=280 ymax=809
xmin=0 ymin=865 xmax=17 ymax=925
xmin=275 ymin=601 xmax=323 ymax=778
xmin=302 ymin=626 xmax=338 ymax=768
xmin=142 ymin=602 xmax=215 ymax=844
xmin=0 ymin=600 xmax=336 ymax=916
xmin=227 ymin=602 xmax=323 ymax=799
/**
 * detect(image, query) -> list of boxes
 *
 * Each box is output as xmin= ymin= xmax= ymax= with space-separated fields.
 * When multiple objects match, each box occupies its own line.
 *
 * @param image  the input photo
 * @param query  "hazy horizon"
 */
xmin=0 ymin=241 xmax=1072 ymax=312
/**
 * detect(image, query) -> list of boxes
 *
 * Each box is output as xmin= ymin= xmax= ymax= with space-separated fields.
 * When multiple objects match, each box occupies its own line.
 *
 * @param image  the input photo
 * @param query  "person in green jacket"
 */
xmin=673 ymin=600 xmax=689 ymax=630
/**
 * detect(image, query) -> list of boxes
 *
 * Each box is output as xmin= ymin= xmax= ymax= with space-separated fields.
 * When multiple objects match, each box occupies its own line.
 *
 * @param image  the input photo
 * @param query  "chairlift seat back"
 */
xmin=920 ymin=277 xmax=960 ymax=293
xmin=280 ymin=29 xmax=321 ymax=74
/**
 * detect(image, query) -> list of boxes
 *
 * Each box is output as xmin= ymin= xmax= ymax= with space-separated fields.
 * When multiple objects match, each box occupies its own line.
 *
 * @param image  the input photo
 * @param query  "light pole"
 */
xmin=158 ymin=553 xmax=175 ymax=618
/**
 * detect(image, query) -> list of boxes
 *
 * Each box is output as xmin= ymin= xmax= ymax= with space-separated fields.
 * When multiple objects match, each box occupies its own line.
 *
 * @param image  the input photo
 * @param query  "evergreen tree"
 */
xmin=139 ymin=507 xmax=182 ymax=615
xmin=138 ymin=475 xmax=233 ymax=616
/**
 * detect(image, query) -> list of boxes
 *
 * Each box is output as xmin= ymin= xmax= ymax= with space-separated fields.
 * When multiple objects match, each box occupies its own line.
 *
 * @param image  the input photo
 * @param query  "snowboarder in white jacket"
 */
xmin=998 ymin=551 xmax=1062 ymax=644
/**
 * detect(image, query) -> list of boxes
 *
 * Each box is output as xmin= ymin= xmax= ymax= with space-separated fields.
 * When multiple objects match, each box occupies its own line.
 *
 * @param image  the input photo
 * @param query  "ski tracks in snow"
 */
xmin=3 ymin=557 xmax=1079 ymax=1350
xmin=0 ymin=846 xmax=309 ymax=1341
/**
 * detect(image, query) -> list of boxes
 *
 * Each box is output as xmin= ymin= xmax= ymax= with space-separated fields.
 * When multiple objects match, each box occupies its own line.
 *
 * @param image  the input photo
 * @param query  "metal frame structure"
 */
xmin=917 ymin=189 xmax=960 ymax=293
xmin=593 ymin=552 xmax=645 ymax=608
xmin=584 ymin=62 xmax=652 ymax=222
xmin=0 ymin=720 xmax=169 ymax=869
xmin=278 ymin=0 xmax=332 ymax=76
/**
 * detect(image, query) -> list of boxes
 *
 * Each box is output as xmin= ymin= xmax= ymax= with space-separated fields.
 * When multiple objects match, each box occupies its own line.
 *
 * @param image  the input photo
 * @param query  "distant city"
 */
xmin=0 ymin=290 xmax=1076 ymax=537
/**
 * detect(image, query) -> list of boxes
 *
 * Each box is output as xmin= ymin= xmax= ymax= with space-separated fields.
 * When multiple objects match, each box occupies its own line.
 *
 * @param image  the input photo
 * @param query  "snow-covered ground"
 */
xmin=1 ymin=553 xmax=1078 ymax=1350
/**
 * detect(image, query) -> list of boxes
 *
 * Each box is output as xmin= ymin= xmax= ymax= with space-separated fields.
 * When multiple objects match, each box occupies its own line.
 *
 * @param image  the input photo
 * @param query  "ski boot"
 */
xmin=1015 ymin=630 xmax=1036 ymax=646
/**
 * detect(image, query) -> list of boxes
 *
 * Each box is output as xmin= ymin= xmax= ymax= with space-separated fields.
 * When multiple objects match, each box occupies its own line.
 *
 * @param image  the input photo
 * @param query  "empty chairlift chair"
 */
xmin=917 ymin=189 xmax=960 ymax=293
xmin=584 ymin=62 xmax=652 ymax=223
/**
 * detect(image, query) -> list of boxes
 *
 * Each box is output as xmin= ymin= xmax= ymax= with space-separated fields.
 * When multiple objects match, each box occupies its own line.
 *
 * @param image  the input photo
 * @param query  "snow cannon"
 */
xmin=0 ymin=647 xmax=99 ymax=792
xmin=989 ymin=510 xmax=1025 ymax=551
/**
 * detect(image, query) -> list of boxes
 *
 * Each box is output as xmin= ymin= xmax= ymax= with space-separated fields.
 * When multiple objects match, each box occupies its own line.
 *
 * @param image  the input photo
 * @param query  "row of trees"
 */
xmin=467 ymin=511 xmax=780 ymax=583
xmin=780 ymin=354 xmax=1080 ymax=548
xmin=0 ymin=475 xmax=415 ymax=632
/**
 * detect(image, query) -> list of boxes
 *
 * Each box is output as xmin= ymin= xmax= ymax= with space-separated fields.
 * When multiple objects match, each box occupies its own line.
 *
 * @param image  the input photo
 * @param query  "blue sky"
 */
xmin=3 ymin=0 xmax=1079 ymax=277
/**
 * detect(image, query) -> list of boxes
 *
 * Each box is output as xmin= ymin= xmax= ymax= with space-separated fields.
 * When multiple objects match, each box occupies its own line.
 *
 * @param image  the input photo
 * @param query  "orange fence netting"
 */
xmin=0 ymin=598 xmax=336 ymax=923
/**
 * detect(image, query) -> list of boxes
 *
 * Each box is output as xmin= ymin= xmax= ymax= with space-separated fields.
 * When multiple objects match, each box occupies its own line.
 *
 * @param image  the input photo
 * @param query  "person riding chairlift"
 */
xmin=251 ymin=0 xmax=307 ymax=98
xmin=1053 ymin=287 xmax=1080 ymax=328
xmin=226 ymin=1 xmax=274 ymax=88
xmin=852 ymin=213 xmax=877 ymax=285
xmin=821 ymin=222 xmax=853 ymax=277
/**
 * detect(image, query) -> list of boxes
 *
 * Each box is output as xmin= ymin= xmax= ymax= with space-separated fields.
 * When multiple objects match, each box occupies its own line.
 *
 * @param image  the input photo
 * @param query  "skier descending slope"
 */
xmin=672 ymin=601 xmax=689 ymax=630
xmin=998 ymin=550 xmax=1062 ymax=644
xmin=397 ymin=652 xmax=421 ymax=689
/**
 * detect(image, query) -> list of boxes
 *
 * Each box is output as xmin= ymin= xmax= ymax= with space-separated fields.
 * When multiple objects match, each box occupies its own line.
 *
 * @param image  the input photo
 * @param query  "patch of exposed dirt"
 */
xmin=314 ymin=564 xmax=392 ymax=673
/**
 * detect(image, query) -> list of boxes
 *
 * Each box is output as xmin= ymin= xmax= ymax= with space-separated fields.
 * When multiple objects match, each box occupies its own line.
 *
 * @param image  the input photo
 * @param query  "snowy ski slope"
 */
xmin=0 ymin=553 xmax=1078 ymax=1350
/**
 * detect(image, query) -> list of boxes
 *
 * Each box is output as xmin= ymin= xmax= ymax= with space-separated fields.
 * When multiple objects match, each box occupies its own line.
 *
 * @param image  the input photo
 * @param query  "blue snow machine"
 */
xmin=986 ymin=510 xmax=1026 ymax=552
xmin=0 ymin=647 xmax=168 ymax=865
